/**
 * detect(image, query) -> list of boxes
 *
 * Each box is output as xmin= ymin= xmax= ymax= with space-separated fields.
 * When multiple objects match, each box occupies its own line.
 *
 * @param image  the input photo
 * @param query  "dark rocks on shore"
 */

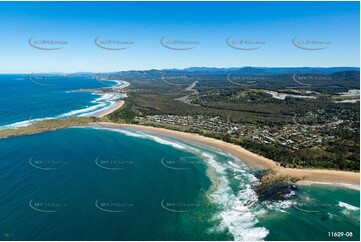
xmin=254 ymin=169 xmax=299 ymax=202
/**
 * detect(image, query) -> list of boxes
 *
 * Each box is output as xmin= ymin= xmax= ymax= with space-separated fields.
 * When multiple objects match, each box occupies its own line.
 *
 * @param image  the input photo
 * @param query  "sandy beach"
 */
xmin=95 ymin=100 xmax=125 ymax=117
xmin=91 ymin=80 xmax=128 ymax=118
xmin=96 ymin=122 xmax=360 ymax=187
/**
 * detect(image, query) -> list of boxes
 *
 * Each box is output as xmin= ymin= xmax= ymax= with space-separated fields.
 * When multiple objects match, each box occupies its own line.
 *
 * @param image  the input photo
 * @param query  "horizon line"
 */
xmin=1 ymin=66 xmax=360 ymax=75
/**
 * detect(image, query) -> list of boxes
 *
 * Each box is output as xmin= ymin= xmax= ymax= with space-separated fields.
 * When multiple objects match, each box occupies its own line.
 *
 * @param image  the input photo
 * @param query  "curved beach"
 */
xmin=93 ymin=100 xmax=125 ymax=117
xmin=95 ymin=122 xmax=360 ymax=187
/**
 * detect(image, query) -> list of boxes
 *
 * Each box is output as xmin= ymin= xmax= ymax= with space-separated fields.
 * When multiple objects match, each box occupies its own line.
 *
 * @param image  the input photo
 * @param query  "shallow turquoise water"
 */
xmin=0 ymin=127 xmax=359 ymax=240
xmin=0 ymin=74 xmax=123 ymax=129
xmin=260 ymin=186 xmax=360 ymax=241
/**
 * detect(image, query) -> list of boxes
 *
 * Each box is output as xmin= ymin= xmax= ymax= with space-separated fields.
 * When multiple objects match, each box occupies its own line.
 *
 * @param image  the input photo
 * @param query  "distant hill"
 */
xmin=164 ymin=66 xmax=360 ymax=74
xmin=67 ymin=66 xmax=359 ymax=76
xmin=66 ymin=67 xmax=360 ymax=87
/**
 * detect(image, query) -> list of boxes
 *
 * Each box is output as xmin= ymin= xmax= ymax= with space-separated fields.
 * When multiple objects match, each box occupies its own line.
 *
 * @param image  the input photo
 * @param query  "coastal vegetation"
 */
xmin=105 ymin=68 xmax=360 ymax=172
xmin=0 ymin=117 xmax=92 ymax=138
xmin=1 ymin=68 xmax=359 ymax=172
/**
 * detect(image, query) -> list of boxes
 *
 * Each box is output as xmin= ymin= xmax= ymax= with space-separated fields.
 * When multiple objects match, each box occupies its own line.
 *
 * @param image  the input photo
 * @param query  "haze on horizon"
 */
xmin=0 ymin=1 xmax=359 ymax=73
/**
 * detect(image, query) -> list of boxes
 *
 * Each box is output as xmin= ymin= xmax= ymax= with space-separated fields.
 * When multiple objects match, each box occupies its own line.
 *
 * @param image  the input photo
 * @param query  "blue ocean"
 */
xmin=0 ymin=74 xmax=124 ymax=129
xmin=0 ymin=75 xmax=359 ymax=240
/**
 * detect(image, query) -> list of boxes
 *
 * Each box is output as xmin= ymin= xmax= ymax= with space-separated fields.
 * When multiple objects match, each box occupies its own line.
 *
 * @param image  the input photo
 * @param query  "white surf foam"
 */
xmin=0 ymin=80 xmax=128 ymax=130
xmin=297 ymin=181 xmax=360 ymax=191
xmin=89 ymin=126 xmax=268 ymax=241
xmin=0 ymin=117 xmax=55 ymax=130
xmin=92 ymin=127 xmax=194 ymax=151
xmin=201 ymin=152 xmax=269 ymax=241
xmin=338 ymin=201 xmax=359 ymax=211
xmin=57 ymin=102 xmax=107 ymax=118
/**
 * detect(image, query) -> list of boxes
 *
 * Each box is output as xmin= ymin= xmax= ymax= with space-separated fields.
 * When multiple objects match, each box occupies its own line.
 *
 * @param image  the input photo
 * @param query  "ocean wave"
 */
xmin=58 ymin=92 xmax=124 ymax=118
xmin=0 ymin=80 xmax=127 ymax=130
xmin=0 ymin=120 xmax=36 ymax=130
xmin=0 ymin=117 xmax=56 ymax=130
xmin=57 ymin=102 xmax=107 ymax=118
xmin=202 ymin=153 xmax=268 ymax=241
xmin=93 ymin=127 xmax=268 ymax=241
xmin=297 ymin=181 xmax=360 ymax=191
xmin=92 ymin=127 xmax=194 ymax=151
xmin=338 ymin=201 xmax=360 ymax=217
xmin=338 ymin=201 xmax=359 ymax=211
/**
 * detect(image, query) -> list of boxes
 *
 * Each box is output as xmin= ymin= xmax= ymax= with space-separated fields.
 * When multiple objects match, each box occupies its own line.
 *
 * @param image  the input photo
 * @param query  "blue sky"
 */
xmin=0 ymin=1 xmax=359 ymax=73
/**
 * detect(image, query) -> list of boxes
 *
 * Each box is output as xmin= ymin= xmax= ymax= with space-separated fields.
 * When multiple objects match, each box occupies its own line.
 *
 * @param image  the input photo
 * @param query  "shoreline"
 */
xmin=90 ymin=80 xmax=128 ymax=117
xmin=0 ymin=80 xmax=129 ymax=130
xmin=95 ymin=122 xmax=360 ymax=188
xmin=93 ymin=100 xmax=125 ymax=117
xmin=296 ymin=180 xmax=360 ymax=191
